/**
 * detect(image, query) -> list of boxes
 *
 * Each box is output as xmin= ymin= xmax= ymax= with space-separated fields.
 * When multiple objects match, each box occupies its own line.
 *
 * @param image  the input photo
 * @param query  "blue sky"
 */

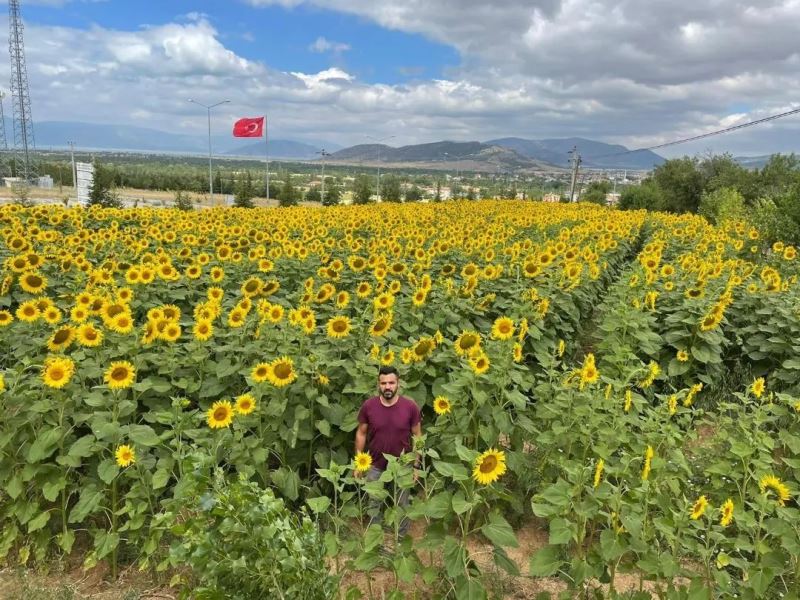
xmin=23 ymin=1 xmax=459 ymax=85
xmin=5 ymin=0 xmax=800 ymax=155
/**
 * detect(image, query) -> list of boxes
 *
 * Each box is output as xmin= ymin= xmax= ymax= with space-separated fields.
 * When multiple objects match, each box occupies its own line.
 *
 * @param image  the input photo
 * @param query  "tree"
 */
xmin=88 ymin=162 xmax=122 ymax=208
xmin=582 ymin=181 xmax=611 ymax=205
xmin=353 ymin=174 xmax=373 ymax=205
xmin=174 ymin=189 xmax=194 ymax=211
xmin=465 ymin=187 xmax=476 ymax=201
xmin=434 ymin=181 xmax=442 ymax=202
xmin=698 ymin=187 xmax=745 ymax=224
xmin=618 ymin=182 xmax=666 ymax=211
xmin=305 ymin=188 xmax=321 ymax=203
xmin=278 ymin=172 xmax=298 ymax=206
xmin=381 ymin=175 xmax=402 ymax=202
xmin=650 ymin=157 xmax=704 ymax=213
xmin=323 ymin=182 xmax=341 ymax=206
xmin=234 ymin=171 xmax=255 ymax=208
xmin=405 ymin=185 xmax=423 ymax=202
xmin=213 ymin=170 xmax=223 ymax=197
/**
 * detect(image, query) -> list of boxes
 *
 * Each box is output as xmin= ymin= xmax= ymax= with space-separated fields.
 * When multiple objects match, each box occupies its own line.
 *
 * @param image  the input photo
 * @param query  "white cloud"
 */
xmin=308 ymin=36 xmax=351 ymax=53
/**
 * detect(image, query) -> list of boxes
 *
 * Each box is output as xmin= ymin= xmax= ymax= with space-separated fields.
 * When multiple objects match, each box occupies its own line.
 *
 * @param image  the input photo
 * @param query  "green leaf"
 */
xmin=270 ymin=467 xmax=300 ymax=501
xmin=306 ymin=496 xmax=331 ymax=514
xmin=97 ymin=459 xmax=119 ymax=484
xmin=5 ymin=474 xmax=23 ymax=500
xmin=452 ymin=491 xmax=475 ymax=515
xmin=151 ymin=468 xmax=170 ymax=490
xmin=443 ymin=536 xmax=466 ymax=578
xmin=128 ymin=424 xmax=160 ymax=446
xmin=529 ymin=545 xmax=562 ymax=576
xmin=481 ymin=512 xmax=518 ymax=548
xmin=27 ymin=511 xmax=50 ymax=533
xmin=455 ymin=576 xmax=487 ymax=600
xmin=394 ymin=554 xmax=417 ymax=583
xmin=27 ymin=427 xmax=62 ymax=462
xmin=69 ymin=486 xmax=104 ymax=523
xmin=67 ymin=435 xmax=96 ymax=458
xmin=432 ymin=460 xmax=470 ymax=481
xmin=549 ymin=518 xmax=574 ymax=546
xmin=493 ymin=546 xmax=521 ymax=576
xmin=57 ymin=530 xmax=75 ymax=554
xmin=315 ymin=419 xmax=331 ymax=437
xmin=599 ymin=529 xmax=625 ymax=561
xmin=93 ymin=530 xmax=120 ymax=559
xmin=42 ymin=478 xmax=67 ymax=502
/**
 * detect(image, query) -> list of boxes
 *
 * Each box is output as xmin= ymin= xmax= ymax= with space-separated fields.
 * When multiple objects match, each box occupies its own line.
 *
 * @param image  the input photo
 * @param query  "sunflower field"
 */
xmin=1 ymin=200 xmax=800 ymax=599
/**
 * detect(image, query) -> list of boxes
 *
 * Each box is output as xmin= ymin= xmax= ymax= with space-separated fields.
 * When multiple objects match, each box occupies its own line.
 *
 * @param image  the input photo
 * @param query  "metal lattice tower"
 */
xmin=8 ymin=0 xmax=37 ymax=182
xmin=0 ymin=91 xmax=9 ymax=177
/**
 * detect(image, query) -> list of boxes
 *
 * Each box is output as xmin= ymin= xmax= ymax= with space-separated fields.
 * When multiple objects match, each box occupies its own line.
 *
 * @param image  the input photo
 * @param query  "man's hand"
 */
xmin=413 ymin=469 xmax=420 ymax=485
xmin=354 ymin=469 xmax=365 ymax=479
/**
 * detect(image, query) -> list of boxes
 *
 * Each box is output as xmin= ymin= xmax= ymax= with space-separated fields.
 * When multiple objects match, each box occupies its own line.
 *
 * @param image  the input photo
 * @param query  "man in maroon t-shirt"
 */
xmin=355 ymin=366 xmax=421 ymax=537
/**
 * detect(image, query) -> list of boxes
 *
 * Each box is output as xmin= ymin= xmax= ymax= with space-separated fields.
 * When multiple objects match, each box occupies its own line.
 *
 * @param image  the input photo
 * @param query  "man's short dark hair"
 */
xmin=378 ymin=365 xmax=399 ymax=378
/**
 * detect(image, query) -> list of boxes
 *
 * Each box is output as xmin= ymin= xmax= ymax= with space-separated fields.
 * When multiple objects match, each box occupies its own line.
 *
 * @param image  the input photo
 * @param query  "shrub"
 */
xmin=168 ymin=460 xmax=335 ymax=600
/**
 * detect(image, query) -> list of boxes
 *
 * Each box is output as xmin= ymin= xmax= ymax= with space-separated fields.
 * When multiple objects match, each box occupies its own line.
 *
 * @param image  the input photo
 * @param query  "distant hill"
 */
xmin=225 ymin=139 xmax=335 ymax=159
xmin=328 ymin=140 xmax=551 ymax=172
xmin=486 ymin=137 xmax=665 ymax=169
xmin=7 ymin=119 xmax=340 ymax=159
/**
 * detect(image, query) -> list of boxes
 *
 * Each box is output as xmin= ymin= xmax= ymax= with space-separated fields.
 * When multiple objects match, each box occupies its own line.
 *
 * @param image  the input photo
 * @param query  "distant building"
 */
xmin=605 ymin=193 xmax=621 ymax=206
xmin=542 ymin=192 xmax=561 ymax=203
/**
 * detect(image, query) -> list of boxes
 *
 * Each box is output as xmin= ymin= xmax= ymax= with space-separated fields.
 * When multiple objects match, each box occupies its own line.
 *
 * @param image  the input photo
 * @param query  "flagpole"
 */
xmin=264 ymin=114 xmax=270 ymax=202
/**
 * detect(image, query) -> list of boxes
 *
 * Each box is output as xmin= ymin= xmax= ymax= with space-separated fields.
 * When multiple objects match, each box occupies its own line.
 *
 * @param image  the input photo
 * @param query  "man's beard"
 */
xmin=382 ymin=389 xmax=396 ymax=399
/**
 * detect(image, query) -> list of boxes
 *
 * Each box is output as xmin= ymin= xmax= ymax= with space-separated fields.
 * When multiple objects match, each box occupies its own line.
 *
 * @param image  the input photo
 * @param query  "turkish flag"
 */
xmin=233 ymin=116 xmax=265 ymax=137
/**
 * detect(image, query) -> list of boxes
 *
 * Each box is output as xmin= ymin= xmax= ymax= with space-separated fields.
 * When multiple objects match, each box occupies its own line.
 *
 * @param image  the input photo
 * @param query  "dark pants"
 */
xmin=366 ymin=466 xmax=411 ymax=537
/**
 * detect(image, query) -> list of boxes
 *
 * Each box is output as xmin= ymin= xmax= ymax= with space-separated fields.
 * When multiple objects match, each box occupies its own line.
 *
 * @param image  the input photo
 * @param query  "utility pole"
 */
xmin=188 ymin=98 xmax=230 ymax=205
xmin=366 ymin=134 xmax=395 ymax=202
xmin=68 ymin=140 xmax=76 ymax=191
xmin=9 ymin=0 xmax=38 ymax=182
xmin=568 ymin=146 xmax=582 ymax=202
xmin=317 ymin=149 xmax=330 ymax=204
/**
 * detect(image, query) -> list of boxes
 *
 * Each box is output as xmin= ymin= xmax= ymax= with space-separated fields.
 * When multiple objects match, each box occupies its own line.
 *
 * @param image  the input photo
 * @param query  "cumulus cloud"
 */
xmin=308 ymin=36 xmax=351 ymax=54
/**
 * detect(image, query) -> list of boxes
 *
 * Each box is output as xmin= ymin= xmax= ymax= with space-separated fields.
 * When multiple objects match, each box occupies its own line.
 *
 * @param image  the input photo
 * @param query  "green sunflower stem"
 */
xmin=111 ymin=476 xmax=118 ymax=581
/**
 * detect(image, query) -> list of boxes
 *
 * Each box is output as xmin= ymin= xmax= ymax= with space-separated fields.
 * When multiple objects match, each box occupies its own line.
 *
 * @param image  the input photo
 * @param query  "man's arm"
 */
xmin=411 ymin=421 xmax=422 ymax=468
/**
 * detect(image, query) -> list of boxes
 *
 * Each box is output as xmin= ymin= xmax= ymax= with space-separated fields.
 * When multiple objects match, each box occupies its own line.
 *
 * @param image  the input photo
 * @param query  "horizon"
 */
xmin=1 ymin=1 xmax=798 ymax=159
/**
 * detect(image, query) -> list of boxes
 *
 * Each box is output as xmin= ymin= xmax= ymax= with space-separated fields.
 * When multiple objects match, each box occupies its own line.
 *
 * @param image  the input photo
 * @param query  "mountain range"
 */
xmin=5 ymin=119 xmax=669 ymax=169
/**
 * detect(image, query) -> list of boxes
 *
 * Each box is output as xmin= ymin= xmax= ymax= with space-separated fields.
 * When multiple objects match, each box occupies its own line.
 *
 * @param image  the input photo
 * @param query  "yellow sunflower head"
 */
xmin=42 ymin=356 xmax=76 ymax=389
xmin=207 ymin=400 xmax=234 ymax=429
xmin=433 ymin=396 xmax=452 ymax=416
xmin=354 ymin=451 xmax=372 ymax=473
xmin=472 ymin=448 xmax=507 ymax=485
xmin=105 ymin=360 xmax=136 ymax=390
xmin=326 ymin=315 xmax=352 ymax=339
xmin=268 ymin=356 xmax=297 ymax=388
xmin=115 ymin=444 xmax=136 ymax=468
xmin=235 ymin=393 xmax=256 ymax=415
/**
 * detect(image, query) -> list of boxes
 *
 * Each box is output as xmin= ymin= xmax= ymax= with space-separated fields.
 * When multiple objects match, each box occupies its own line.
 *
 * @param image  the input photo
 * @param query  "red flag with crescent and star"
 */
xmin=233 ymin=116 xmax=265 ymax=137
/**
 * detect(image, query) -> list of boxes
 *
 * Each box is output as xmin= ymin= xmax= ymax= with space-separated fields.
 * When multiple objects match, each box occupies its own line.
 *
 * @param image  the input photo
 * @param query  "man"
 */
xmin=355 ymin=366 xmax=421 ymax=538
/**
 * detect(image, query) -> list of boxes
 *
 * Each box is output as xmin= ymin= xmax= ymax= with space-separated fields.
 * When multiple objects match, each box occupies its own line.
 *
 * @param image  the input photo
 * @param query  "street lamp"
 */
xmin=188 ymin=98 xmax=230 ymax=205
xmin=366 ymin=134 xmax=395 ymax=202
xmin=316 ymin=149 xmax=330 ymax=204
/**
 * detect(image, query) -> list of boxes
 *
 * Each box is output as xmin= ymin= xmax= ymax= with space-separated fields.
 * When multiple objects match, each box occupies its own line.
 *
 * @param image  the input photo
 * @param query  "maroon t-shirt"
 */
xmin=357 ymin=396 xmax=421 ymax=470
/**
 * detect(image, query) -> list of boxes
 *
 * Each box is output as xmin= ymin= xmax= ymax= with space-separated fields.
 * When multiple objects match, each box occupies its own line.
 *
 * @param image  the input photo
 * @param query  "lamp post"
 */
xmin=316 ymin=149 xmax=330 ymax=204
xmin=188 ymin=98 xmax=230 ymax=205
xmin=366 ymin=134 xmax=395 ymax=202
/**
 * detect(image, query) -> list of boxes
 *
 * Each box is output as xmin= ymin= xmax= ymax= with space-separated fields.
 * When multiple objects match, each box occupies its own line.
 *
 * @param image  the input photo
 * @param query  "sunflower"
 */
xmin=207 ymin=400 xmax=234 ymax=429
xmin=490 ymin=316 xmax=515 ymax=341
xmin=16 ymin=300 xmax=40 ymax=322
xmin=356 ymin=281 xmax=372 ymax=298
xmin=369 ymin=315 xmax=392 ymax=337
xmin=44 ymin=307 xmax=63 ymax=325
xmin=0 ymin=310 xmax=13 ymax=327
xmin=557 ymin=339 xmax=565 ymax=357
xmin=354 ymin=451 xmax=372 ymax=473
xmin=241 ymin=276 xmax=264 ymax=297
xmin=227 ymin=307 xmax=246 ymax=328
xmin=210 ymin=266 xmax=225 ymax=282
xmin=251 ymin=362 xmax=272 ymax=383
xmin=579 ymin=353 xmax=599 ymax=389
xmin=109 ymin=312 xmax=134 ymax=334
xmin=593 ymin=459 xmax=604 ymax=489
xmin=159 ymin=323 xmax=181 ymax=343
xmin=690 ymin=495 xmax=708 ymax=520
xmin=677 ymin=349 xmax=689 ymax=362
xmin=468 ymin=352 xmax=490 ymax=375
xmin=380 ymin=350 xmax=395 ymax=366
xmin=433 ymin=396 xmax=451 ymax=415
xmin=373 ymin=292 xmax=395 ymax=312
xmin=161 ymin=305 xmax=181 ymax=321
xmin=115 ymin=444 xmax=136 ymax=468
xmin=267 ymin=304 xmax=284 ymax=323
xmin=759 ymin=474 xmax=790 ymax=506
xmin=413 ymin=337 xmax=435 ymax=360
xmin=512 ymin=343 xmax=523 ymax=363
xmin=268 ymin=356 xmax=297 ymax=388
xmin=720 ymin=498 xmax=734 ymax=527
xmin=699 ymin=312 xmax=722 ymax=332
xmin=42 ymin=356 xmax=76 ymax=389
xmin=472 ymin=449 xmax=507 ymax=485
xmin=193 ymin=319 xmax=213 ymax=341
xmin=77 ymin=323 xmax=103 ymax=347
xmin=207 ymin=287 xmax=224 ymax=303
xmin=326 ymin=315 xmax=352 ymax=339
xmin=454 ymin=330 xmax=481 ymax=356
xmin=20 ymin=272 xmax=47 ymax=294
xmin=641 ymin=445 xmax=654 ymax=481
xmin=105 ymin=360 xmax=136 ymax=390
xmin=412 ymin=287 xmax=428 ymax=307
xmin=234 ymin=393 xmax=256 ymax=415
xmin=751 ymin=377 xmax=765 ymax=399
xmin=47 ymin=326 xmax=76 ymax=352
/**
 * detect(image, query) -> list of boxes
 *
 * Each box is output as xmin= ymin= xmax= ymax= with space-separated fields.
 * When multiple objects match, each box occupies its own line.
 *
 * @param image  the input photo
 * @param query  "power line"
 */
xmin=583 ymin=105 xmax=800 ymax=161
